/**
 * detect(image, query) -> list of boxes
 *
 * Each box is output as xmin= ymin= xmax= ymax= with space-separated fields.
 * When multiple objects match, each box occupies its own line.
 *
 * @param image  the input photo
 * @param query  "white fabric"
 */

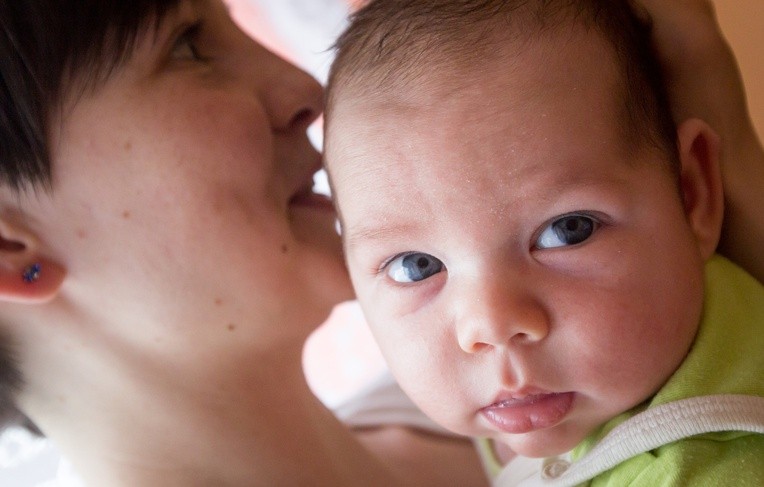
xmin=491 ymin=455 xmax=560 ymax=486
xmin=333 ymin=369 xmax=461 ymax=437
xmin=0 ymin=428 xmax=82 ymax=487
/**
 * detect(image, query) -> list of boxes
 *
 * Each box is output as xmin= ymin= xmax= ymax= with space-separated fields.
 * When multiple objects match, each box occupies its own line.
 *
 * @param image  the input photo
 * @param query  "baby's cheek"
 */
xmin=368 ymin=321 xmax=417 ymax=371
xmin=370 ymin=320 xmax=426 ymax=374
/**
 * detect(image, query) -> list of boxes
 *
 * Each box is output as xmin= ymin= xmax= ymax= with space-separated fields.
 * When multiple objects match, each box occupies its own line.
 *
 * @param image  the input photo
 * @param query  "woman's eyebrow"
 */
xmin=142 ymin=3 xmax=202 ymax=70
xmin=148 ymin=0 xmax=203 ymax=49
xmin=149 ymin=8 xmax=187 ymax=48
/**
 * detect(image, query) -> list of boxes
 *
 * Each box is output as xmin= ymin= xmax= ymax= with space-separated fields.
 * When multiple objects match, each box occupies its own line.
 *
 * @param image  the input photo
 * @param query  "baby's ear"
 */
xmin=676 ymin=118 xmax=724 ymax=260
xmin=0 ymin=218 xmax=65 ymax=304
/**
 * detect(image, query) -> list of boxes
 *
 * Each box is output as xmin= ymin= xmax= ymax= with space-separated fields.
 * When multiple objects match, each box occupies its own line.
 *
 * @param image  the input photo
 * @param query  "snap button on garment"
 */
xmin=541 ymin=459 xmax=571 ymax=479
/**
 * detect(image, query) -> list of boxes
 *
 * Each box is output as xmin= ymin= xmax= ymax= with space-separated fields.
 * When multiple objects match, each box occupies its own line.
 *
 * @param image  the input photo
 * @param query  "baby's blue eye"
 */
xmin=387 ymin=253 xmax=444 ymax=283
xmin=536 ymin=214 xmax=597 ymax=249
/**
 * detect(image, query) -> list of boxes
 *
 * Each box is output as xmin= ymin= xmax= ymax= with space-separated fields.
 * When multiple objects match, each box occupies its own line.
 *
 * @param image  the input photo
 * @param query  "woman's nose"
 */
xmin=455 ymin=277 xmax=550 ymax=353
xmin=265 ymin=57 xmax=324 ymax=133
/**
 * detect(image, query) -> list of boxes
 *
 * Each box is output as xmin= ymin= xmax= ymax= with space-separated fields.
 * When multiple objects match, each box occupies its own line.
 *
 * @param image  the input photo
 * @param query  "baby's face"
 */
xmin=325 ymin=30 xmax=705 ymax=457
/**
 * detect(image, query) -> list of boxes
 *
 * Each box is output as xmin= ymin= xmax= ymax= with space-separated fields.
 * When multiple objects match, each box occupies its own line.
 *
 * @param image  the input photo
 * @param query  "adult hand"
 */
xmin=637 ymin=0 xmax=751 ymax=146
xmin=638 ymin=0 xmax=764 ymax=282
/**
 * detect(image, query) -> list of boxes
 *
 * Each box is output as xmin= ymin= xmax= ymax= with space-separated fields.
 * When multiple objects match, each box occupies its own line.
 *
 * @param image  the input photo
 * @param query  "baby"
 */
xmin=323 ymin=0 xmax=764 ymax=484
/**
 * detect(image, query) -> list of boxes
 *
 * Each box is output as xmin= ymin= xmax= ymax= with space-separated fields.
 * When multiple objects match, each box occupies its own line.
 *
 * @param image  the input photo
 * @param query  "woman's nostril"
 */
xmin=290 ymin=107 xmax=316 ymax=130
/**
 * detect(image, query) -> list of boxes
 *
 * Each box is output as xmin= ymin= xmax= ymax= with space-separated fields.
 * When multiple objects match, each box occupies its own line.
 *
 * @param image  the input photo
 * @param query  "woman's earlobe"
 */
xmin=0 ymin=221 xmax=65 ymax=304
xmin=676 ymin=117 xmax=725 ymax=260
xmin=0 ymin=258 xmax=65 ymax=304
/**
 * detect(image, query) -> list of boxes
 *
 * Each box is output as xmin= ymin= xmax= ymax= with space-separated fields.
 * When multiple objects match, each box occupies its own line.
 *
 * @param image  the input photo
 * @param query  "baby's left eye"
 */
xmin=535 ymin=214 xmax=598 ymax=249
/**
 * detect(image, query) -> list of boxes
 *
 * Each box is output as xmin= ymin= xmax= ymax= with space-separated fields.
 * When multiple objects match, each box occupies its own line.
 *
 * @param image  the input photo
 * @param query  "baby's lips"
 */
xmin=481 ymin=392 xmax=575 ymax=434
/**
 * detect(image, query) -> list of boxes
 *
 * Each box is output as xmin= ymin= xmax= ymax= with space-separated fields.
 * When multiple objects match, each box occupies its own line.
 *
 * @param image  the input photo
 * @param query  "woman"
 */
xmin=0 ymin=0 xmax=760 ymax=485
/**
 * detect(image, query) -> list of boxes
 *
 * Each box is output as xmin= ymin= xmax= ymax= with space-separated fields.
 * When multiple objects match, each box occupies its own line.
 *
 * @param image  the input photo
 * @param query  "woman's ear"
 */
xmin=0 ymin=218 xmax=65 ymax=304
xmin=676 ymin=118 xmax=725 ymax=260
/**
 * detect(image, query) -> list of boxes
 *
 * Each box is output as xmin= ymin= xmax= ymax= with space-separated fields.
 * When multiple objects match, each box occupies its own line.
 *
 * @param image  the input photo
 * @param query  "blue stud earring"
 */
xmin=22 ymin=263 xmax=41 ymax=283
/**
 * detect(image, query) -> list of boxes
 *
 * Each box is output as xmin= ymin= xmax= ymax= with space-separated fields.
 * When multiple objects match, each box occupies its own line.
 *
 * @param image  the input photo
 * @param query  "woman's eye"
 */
xmin=536 ymin=214 xmax=597 ymax=249
xmin=171 ymin=25 xmax=203 ymax=61
xmin=386 ymin=253 xmax=444 ymax=283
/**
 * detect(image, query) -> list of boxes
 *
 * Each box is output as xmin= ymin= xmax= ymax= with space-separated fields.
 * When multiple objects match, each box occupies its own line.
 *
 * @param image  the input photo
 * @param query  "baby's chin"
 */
xmin=496 ymin=428 xmax=587 ymax=459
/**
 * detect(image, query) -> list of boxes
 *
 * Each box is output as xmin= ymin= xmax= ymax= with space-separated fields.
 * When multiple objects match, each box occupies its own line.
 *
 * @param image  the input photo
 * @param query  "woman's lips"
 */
xmin=481 ymin=392 xmax=574 ymax=434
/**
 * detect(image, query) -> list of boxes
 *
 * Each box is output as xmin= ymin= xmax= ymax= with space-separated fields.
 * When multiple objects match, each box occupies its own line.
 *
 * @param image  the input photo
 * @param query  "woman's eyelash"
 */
xmin=182 ymin=21 xmax=202 ymax=41
xmin=171 ymin=21 xmax=204 ymax=59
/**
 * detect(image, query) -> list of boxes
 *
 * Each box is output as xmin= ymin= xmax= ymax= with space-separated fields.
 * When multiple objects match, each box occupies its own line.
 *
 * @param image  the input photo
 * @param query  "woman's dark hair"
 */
xmin=0 ymin=0 xmax=181 ymax=435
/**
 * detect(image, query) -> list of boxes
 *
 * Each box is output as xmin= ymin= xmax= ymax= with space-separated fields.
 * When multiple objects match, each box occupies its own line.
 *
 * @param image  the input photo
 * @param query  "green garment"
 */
xmin=573 ymin=255 xmax=764 ymax=486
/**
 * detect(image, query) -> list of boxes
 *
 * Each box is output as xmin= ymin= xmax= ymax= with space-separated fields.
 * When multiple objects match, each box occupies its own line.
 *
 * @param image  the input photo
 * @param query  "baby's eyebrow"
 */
xmin=344 ymin=222 xmax=419 ymax=248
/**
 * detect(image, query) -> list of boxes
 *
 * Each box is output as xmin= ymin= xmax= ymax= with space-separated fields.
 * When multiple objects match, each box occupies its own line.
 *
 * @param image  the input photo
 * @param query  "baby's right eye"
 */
xmin=386 ymin=253 xmax=444 ymax=283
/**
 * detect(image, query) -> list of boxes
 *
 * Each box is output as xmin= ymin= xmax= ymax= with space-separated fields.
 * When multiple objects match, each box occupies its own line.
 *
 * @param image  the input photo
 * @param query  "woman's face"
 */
xmin=34 ymin=0 xmax=351 ymax=354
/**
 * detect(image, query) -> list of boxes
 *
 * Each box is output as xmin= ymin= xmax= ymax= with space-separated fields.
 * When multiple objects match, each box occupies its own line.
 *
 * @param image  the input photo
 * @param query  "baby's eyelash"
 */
xmin=377 ymin=252 xmax=407 ymax=274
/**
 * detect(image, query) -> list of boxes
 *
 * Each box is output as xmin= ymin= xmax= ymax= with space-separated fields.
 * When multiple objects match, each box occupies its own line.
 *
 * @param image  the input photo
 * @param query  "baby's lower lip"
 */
xmin=480 ymin=392 xmax=574 ymax=434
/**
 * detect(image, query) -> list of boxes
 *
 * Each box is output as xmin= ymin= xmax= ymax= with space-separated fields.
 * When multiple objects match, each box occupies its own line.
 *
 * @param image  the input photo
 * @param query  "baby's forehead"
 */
xmin=327 ymin=22 xmax=623 ymax=107
xmin=328 ymin=25 xmax=622 ymax=129
xmin=326 ymin=0 xmax=630 ymax=103
xmin=323 ymin=28 xmax=656 ymax=194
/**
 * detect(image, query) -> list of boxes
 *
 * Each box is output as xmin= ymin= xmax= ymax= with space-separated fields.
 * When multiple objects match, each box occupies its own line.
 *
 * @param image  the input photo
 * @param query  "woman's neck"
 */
xmin=69 ymin=378 xmax=396 ymax=486
xmin=19 ymin=320 xmax=399 ymax=486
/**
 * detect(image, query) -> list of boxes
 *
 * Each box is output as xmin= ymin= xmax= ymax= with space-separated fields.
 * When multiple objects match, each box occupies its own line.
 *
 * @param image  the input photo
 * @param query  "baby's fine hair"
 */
xmin=327 ymin=0 xmax=678 ymax=165
xmin=0 ymin=0 xmax=182 ymax=435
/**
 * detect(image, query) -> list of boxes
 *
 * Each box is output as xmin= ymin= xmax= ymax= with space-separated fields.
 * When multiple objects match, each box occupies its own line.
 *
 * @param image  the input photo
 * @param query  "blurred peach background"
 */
xmin=714 ymin=0 xmax=764 ymax=136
